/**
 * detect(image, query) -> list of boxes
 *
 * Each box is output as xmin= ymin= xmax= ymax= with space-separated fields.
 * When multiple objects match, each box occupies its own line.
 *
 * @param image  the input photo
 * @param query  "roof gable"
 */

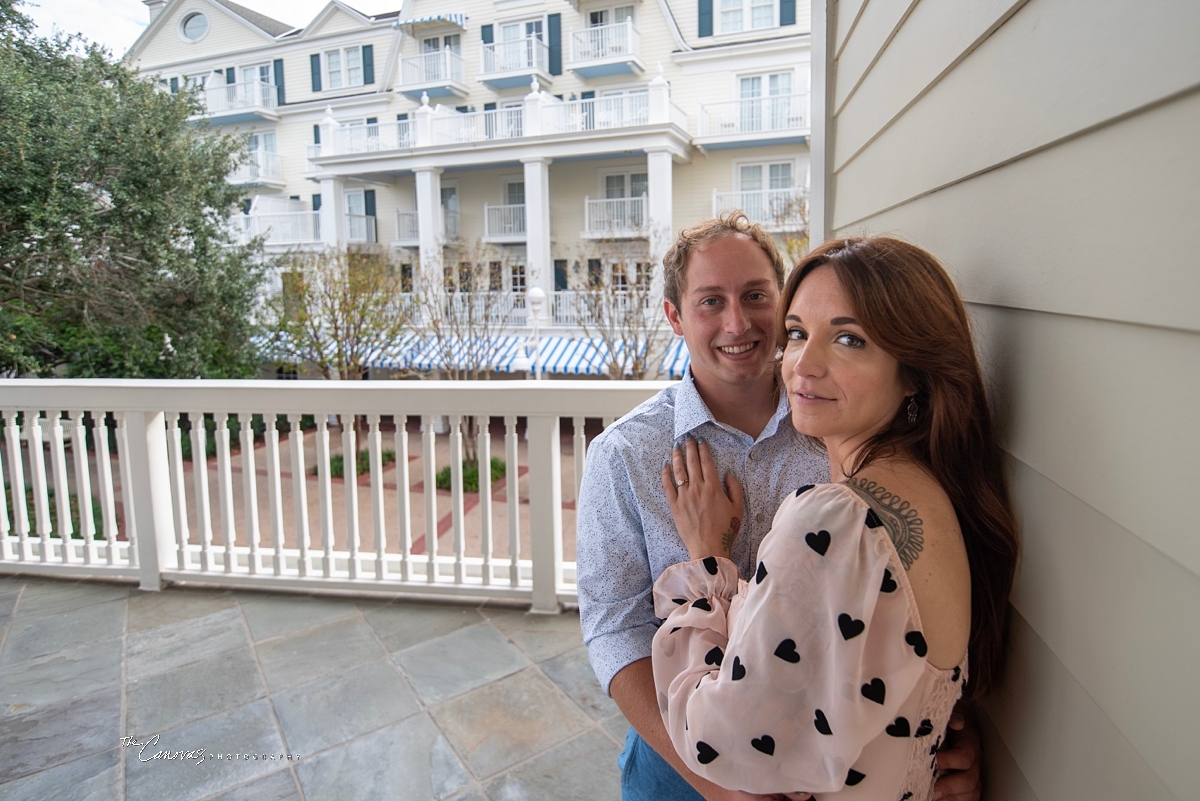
xmin=125 ymin=0 xmax=288 ymax=62
xmin=296 ymin=1 xmax=374 ymax=39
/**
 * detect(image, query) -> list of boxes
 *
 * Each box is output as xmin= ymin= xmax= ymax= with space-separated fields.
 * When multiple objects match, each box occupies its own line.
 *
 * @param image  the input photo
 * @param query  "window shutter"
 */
xmin=366 ymin=117 xmax=378 ymax=125
xmin=481 ymin=24 xmax=493 ymax=44
xmin=241 ymin=198 xmax=252 ymax=215
xmin=312 ymin=194 xmax=322 ymax=211
xmin=484 ymin=102 xmax=496 ymax=111
xmin=226 ymin=67 xmax=236 ymax=84
xmin=780 ymin=0 xmax=796 ymax=26
xmin=273 ymin=58 xmax=285 ymax=103
xmin=310 ymin=54 xmax=322 ymax=91
xmin=363 ymin=190 xmax=376 ymax=218
xmin=547 ymin=14 xmax=562 ymax=75
xmin=169 ymin=77 xmax=179 ymax=93
xmin=312 ymin=124 xmax=321 ymax=144
xmin=698 ymin=0 xmax=713 ymax=37
xmin=362 ymin=44 xmax=374 ymax=84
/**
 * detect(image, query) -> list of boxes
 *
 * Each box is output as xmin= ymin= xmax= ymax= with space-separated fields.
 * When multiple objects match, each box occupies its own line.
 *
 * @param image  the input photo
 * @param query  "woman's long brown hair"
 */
xmin=779 ymin=236 xmax=1019 ymax=701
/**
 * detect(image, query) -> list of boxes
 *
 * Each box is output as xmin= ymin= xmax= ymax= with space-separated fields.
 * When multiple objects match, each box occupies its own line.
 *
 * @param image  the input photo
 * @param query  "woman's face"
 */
xmin=781 ymin=265 xmax=910 ymax=450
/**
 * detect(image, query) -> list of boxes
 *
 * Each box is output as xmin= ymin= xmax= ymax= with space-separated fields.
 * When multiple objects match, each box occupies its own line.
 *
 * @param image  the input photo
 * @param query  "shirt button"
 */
xmin=756 ymin=513 xmax=764 ymax=523
xmin=748 ymin=451 xmax=757 ymax=461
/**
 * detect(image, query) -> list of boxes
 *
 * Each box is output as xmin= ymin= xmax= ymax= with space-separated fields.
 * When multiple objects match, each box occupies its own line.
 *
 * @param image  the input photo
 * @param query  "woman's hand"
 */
xmin=661 ymin=436 xmax=745 ymax=561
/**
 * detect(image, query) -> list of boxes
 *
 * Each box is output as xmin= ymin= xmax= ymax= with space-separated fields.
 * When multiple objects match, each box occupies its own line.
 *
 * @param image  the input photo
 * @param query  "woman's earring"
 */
xmin=907 ymin=397 xmax=919 ymax=424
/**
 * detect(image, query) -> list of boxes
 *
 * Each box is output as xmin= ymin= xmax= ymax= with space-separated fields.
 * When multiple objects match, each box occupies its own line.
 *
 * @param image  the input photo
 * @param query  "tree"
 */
xmin=0 ymin=0 xmax=264 ymax=378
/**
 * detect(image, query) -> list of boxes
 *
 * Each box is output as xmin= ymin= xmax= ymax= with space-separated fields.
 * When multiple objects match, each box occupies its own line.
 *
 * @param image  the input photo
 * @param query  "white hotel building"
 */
xmin=127 ymin=0 xmax=810 ymax=347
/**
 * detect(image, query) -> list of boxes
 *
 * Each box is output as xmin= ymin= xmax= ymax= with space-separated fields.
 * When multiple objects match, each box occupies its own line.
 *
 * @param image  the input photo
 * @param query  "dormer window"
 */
xmin=180 ymin=11 xmax=208 ymax=42
xmin=326 ymin=46 xmax=363 ymax=89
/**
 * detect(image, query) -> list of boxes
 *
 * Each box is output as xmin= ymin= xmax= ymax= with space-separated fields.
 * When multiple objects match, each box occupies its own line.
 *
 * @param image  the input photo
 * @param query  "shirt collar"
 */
xmin=673 ymin=368 xmax=794 ymax=444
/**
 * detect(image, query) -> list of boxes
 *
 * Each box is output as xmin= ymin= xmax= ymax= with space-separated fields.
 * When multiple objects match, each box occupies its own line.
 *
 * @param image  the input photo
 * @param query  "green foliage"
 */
xmin=436 ymin=458 xmax=506 ymax=493
xmin=0 ymin=0 xmax=264 ymax=378
xmin=325 ymin=449 xmax=396 ymax=479
xmin=5 ymin=484 xmax=106 ymax=540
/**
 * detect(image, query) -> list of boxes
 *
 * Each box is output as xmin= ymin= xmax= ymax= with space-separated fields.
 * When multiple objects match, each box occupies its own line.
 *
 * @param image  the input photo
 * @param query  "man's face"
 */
xmin=664 ymin=234 xmax=780 ymax=392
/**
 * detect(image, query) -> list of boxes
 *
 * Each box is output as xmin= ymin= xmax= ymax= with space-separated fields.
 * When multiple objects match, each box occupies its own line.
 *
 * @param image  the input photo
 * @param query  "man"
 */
xmin=576 ymin=213 xmax=982 ymax=801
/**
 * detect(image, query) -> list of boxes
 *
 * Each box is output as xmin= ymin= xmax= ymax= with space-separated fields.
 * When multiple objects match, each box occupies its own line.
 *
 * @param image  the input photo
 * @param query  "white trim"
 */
xmin=132 ymin=26 xmax=394 ymax=75
xmin=671 ymin=33 xmax=809 ymax=66
xmin=654 ymin=0 xmax=690 ymax=51
xmin=729 ymin=154 xmax=799 ymax=190
xmin=177 ymin=9 xmax=210 ymax=44
xmin=126 ymin=0 xmax=279 ymax=61
xmin=595 ymin=165 xmax=650 ymax=198
xmin=296 ymin=0 xmax=373 ymax=41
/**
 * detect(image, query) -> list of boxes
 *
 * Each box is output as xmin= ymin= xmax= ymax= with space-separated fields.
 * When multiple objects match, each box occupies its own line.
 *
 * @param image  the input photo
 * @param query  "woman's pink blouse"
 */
xmin=651 ymin=483 xmax=967 ymax=800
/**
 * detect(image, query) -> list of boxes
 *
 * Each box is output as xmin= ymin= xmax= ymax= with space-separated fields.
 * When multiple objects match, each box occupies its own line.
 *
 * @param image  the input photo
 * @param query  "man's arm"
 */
xmin=933 ymin=701 xmax=983 ymax=801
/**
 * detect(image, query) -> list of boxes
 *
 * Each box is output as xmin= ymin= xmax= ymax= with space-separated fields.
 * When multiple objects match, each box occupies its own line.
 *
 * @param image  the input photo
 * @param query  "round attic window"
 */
xmin=181 ymin=12 xmax=209 ymax=42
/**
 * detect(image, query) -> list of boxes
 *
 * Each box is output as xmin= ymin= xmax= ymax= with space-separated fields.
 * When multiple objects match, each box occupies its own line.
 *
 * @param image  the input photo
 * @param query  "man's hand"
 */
xmin=933 ymin=703 xmax=982 ymax=801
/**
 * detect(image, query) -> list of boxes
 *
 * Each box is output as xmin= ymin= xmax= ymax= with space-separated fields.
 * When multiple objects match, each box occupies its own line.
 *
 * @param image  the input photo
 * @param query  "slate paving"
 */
xmin=0 ymin=575 xmax=627 ymax=800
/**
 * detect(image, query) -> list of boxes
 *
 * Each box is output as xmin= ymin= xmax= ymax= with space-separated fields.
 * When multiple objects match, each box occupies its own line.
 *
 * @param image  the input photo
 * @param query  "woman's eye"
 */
xmin=836 ymin=333 xmax=865 ymax=347
xmin=786 ymin=328 xmax=806 ymax=341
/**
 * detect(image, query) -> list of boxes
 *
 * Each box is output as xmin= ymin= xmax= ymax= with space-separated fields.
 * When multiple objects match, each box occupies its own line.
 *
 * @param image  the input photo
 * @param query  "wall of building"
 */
xmin=816 ymin=0 xmax=1199 ymax=798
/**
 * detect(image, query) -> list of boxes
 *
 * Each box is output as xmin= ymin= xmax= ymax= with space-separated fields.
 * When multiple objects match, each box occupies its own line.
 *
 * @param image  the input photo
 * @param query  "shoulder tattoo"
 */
xmin=844 ymin=477 xmax=925 ymax=570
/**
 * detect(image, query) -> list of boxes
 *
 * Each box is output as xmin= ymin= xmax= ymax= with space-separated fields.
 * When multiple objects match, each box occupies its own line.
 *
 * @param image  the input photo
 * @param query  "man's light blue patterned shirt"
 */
xmin=576 ymin=370 xmax=829 ymax=694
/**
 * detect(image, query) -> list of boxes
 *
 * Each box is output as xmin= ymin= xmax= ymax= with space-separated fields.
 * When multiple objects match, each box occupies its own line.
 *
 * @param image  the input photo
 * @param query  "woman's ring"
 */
xmin=675 ymin=478 xmax=688 ymax=487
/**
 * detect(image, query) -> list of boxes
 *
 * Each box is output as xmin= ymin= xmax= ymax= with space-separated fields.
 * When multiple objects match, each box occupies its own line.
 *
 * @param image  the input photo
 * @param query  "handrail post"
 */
xmin=527 ymin=414 xmax=563 ymax=613
xmin=126 ymin=411 xmax=176 ymax=590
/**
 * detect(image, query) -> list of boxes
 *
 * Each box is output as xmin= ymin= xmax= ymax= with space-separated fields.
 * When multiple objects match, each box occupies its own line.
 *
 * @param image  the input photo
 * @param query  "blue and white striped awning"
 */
xmin=395 ymin=13 xmax=468 ymax=33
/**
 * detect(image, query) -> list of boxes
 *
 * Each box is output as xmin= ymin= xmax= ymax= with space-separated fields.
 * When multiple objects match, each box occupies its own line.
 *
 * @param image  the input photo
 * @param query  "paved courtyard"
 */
xmin=0 ymin=575 xmax=627 ymax=800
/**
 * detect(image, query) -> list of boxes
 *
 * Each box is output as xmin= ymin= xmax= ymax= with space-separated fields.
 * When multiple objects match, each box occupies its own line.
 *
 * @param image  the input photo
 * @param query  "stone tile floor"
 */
xmin=0 ymin=575 xmax=628 ymax=801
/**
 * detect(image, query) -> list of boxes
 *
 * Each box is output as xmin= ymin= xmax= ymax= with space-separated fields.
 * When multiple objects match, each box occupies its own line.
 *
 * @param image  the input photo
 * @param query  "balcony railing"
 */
xmin=239 ymin=211 xmax=322 ymax=245
xmin=484 ymin=204 xmax=526 ymax=241
xmin=441 ymin=292 xmax=528 ymax=325
xmin=431 ymin=107 xmax=524 ymax=145
xmin=543 ymin=93 xmax=649 ymax=134
xmin=201 ymin=79 xmax=278 ymax=115
xmin=550 ymin=290 xmax=652 ymax=327
xmin=305 ymin=144 xmax=323 ymax=173
xmin=332 ymin=121 xmax=414 ymax=154
xmin=346 ymin=214 xmax=377 ymax=243
xmin=698 ymin=93 xmax=809 ymax=137
xmin=583 ymin=196 xmax=647 ymax=237
xmin=229 ymin=150 xmax=282 ymax=184
xmin=569 ymin=20 xmax=640 ymax=62
xmin=394 ymin=208 xmax=460 ymax=244
xmin=444 ymin=209 xmax=461 ymax=239
xmin=481 ymin=36 xmax=549 ymax=75
xmin=0 ymin=381 xmax=666 ymax=610
xmin=713 ymin=187 xmax=807 ymax=229
xmin=399 ymin=50 xmax=465 ymax=88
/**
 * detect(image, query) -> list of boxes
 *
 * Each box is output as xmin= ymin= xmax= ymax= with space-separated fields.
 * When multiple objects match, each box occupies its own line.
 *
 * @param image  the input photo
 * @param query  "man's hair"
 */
xmin=661 ymin=211 xmax=786 ymax=311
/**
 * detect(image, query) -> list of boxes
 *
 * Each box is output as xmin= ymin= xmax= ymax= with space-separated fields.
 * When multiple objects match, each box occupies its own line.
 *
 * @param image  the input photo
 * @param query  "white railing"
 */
xmin=0 ymin=381 xmax=668 ymax=610
xmin=441 ymin=293 xmax=528 ymax=325
xmin=444 ymin=209 xmax=461 ymax=239
xmin=569 ymin=19 xmax=639 ymax=63
xmin=543 ymin=93 xmax=649 ymax=133
xmin=394 ymin=209 xmax=460 ymax=242
xmin=698 ymin=93 xmax=809 ymax=137
xmin=584 ymin=196 xmax=647 ymax=235
xmin=431 ymin=107 xmax=524 ymax=144
xmin=400 ymin=50 xmax=465 ymax=87
xmin=240 ymin=211 xmax=322 ymax=245
xmin=484 ymin=204 xmax=526 ymax=239
xmin=229 ymin=150 xmax=282 ymax=184
xmin=202 ymin=79 xmax=278 ymax=115
xmin=550 ymin=290 xmax=652 ymax=326
xmin=332 ymin=121 xmax=414 ymax=154
xmin=481 ymin=36 xmax=549 ymax=75
xmin=346 ymin=214 xmax=377 ymax=243
xmin=305 ymin=144 xmax=323 ymax=173
xmin=713 ymin=187 xmax=807 ymax=228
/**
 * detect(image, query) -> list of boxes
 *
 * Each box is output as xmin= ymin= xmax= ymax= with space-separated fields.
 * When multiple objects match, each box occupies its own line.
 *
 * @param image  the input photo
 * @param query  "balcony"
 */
xmin=567 ymin=20 xmax=643 ymax=78
xmin=550 ymin=290 xmax=653 ymax=327
xmin=484 ymin=204 xmax=526 ymax=243
xmin=392 ymin=208 xmax=459 ymax=247
xmin=198 ymin=79 xmax=279 ymax=124
xmin=228 ymin=150 xmax=283 ymax=187
xmin=332 ymin=120 xmax=414 ymax=154
xmin=479 ymin=36 xmax=551 ymax=90
xmin=582 ymin=196 xmax=648 ymax=239
xmin=440 ymin=292 xmax=528 ymax=326
xmin=542 ymin=93 xmax=650 ymax=134
xmin=305 ymin=144 xmax=323 ymax=173
xmin=397 ymin=50 xmax=468 ymax=99
xmin=237 ymin=211 xmax=322 ymax=246
xmin=346 ymin=214 xmax=377 ymax=244
xmin=713 ymin=187 xmax=807 ymax=232
xmin=431 ymin=107 xmax=524 ymax=146
xmin=696 ymin=93 xmax=809 ymax=148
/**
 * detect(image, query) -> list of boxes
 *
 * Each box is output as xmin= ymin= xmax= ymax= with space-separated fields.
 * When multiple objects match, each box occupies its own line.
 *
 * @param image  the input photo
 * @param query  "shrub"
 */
xmin=436 ymin=458 xmax=506 ymax=493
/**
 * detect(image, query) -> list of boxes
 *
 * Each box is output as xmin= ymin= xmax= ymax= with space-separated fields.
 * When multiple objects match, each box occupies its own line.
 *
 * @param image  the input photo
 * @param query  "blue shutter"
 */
xmin=310 ymin=54 xmax=322 ymax=91
xmin=780 ymin=0 xmax=796 ymax=26
xmin=547 ymin=14 xmax=562 ymax=75
xmin=362 ymin=44 xmax=374 ymax=84
xmin=698 ymin=0 xmax=713 ymax=37
xmin=312 ymin=124 xmax=320 ymax=144
xmin=363 ymin=190 xmax=376 ymax=218
xmin=273 ymin=58 xmax=285 ymax=103
xmin=481 ymin=25 xmax=493 ymax=44
xmin=226 ymin=67 xmax=236 ymax=85
xmin=169 ymin=77 xmax=179 ymax=93
xmin=312 ymin=194 xmax=322 ymax=211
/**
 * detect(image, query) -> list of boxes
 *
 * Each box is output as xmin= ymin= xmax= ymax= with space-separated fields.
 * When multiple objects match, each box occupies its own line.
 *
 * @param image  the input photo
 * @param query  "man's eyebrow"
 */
xmin=689 ymin=279 xmax=774 ymax=294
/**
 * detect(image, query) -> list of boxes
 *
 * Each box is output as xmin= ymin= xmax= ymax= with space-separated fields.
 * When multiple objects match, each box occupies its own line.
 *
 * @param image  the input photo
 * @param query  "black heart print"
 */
xmin=861 ymin=678 xmax=886 ymax=704
xmin=886 ymin=717 xmax=911 ymax=737
xmin=952 ymin=666 xmax=961 ymax=682
xmin=915 ymin=719 xmax=934 ymax=737
xmin=774 ymin=639 xmax=800 ymax=663
xmin=704 ymin=646 xmax=723 ymax=667
xmin=838 ymin=613 xmax=865 ymax=640
xmin=696 ymin=742 xmax=719 ymax=764
xmin=751 ymin=735 xmax=775 ymax=755
xmin=864 ymin=509 xmax=884 ymax=528
xmin=880 ymin=569 xmax=897 ymax=593
xmin=692 ymin=598 xmax=711 ymax=612
xmin=846 ymin=769 xmax=866 ymax=786
xmin=813 ymin=709 xmax=832 ymax=735
xmin=905 ymin=631 xmax=928 ymax=658
xmin=795 ymin=484 xmax=815 ymax=497
xmin=731 ymin=656 xmax=746 ymax=680
xmin=755 ymin=561 xmax=768 ymax=584
xmin=702 ymin=556 xmax=719 ymax=575
xmin=805 ymin=530 xmax=831 ymax=555
xmin=672 ymin=598 xmax=687 ymax=605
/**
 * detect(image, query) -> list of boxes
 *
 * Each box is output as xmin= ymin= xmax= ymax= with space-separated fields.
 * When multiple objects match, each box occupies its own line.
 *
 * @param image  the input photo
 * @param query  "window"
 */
xmin=241 ymin=63 xmax=271 ymax=86
xmin=423 ymin=34 xmax=462 ymax=55
xmin=589 ymin=6 xmax=633 ymax=26
xmin=721 ymin=0 xmax=775 ymax=33
xmin=604 ymin=171 xmax=648 ymax=199
xmin=739 ymin=71 xmax=795 ymax=131
xmin=489 ymin=261 xmax=504 ymax=291
xmin=248 ymin=132 xmax=277 ymax=153
xmin=180 ymin=12 xmax=208 ymax=41
xmin=738 ymin=161 xmax=796 ymax=222
xmin=505 ymin=181 xmax=525 ymax=207
xmin=510 ymin=263 xmax=527 ymax=293
xmin=326 ymin=46 xmax=363 ymax=89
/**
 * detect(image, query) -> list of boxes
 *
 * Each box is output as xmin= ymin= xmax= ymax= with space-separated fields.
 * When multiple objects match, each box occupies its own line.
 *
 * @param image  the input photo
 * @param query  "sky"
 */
xmin=24 ymin=0 xmax=407 ymax=57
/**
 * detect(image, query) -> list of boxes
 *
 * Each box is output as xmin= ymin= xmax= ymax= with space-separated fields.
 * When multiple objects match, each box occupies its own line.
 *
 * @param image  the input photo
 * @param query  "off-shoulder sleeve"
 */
xmin=651 ymin=484 xmax=927 ymax=795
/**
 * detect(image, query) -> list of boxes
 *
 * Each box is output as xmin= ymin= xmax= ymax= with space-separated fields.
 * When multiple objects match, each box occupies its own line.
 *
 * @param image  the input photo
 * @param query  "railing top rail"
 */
xmin=0 ymin=379 xmax=673 ymax=416
xmin=700 ymin=92 xmax=808 ymax=108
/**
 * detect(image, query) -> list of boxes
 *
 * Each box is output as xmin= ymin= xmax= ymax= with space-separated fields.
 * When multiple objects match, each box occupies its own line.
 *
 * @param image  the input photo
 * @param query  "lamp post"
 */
xmin=527 ymin=287 xmax=546 ymax=381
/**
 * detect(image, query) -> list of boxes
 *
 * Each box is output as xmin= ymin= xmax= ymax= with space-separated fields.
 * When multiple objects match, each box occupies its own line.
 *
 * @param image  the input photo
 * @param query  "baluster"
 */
xmin=25 ymin=410 xmax=53 ymax=562
xmin=2 ymin=412 xmax=28 ymax=560
xmin=93 ymin=412 xmax=118 ymax=565
xmin=395 ymin=414 xmax=412 ymax=581
xmin=190 ymin=413 xmax=214 ymax=572
xmin=165 ymin=413 xmax=189 ymax=570
xmin=115 ymin=412 xmax=139 ymax=566
xmin=505 ymin=415 xmax=520 ymax=587
xmin=342 ymin=414 xmax=360 ymax=579
xmin=315 ymin=416 xmax=334 ymax=577
xmin=287 ymin=414 xmax=311 ymax=577
xmin=421 ymin=415 xmax=438 ymax=583
xmin=367 ymin=414 xmax=386 ymax=581
xmin=573 ymin=416 xmax=587 ymax=503
xmin=0 ymin=427 xmax=8 ymax=560
xmin=263 ymin=414 xmax=284 ymax=576
xmin=214 ymin=413 xmax=236 ymax=573
xmin=448 ymin=415 xmax=466 ymax=585
xmin=477 ymin=416 xmax=493 ymax=585
xmin=46 ymin=413 xmax=73 ymax=563
xmin=70 ymin=411 xmax=96 ymax=564
xmin=238 ymin=413 xmax=261 ymax=574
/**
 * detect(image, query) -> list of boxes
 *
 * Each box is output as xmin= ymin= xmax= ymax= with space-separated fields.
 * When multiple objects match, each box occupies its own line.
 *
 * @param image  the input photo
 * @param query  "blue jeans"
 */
xmin=618 ymin=727 xmax=705 ymax=801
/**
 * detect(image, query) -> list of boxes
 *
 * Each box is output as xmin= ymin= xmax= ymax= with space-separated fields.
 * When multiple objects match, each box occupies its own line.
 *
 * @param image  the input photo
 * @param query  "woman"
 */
xmin=653 ymin=237 xmax=1018 ymax=800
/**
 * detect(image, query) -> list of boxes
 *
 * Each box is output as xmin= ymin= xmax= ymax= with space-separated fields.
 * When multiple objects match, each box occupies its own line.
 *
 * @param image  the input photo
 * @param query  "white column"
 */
xmin=319 ymin=176 xmax=345 ymax=248
xmin=527 ymin=414 xmax=563 ymax=613
xmin=414 ymin=166 xmax=444 ymax=296
xmin=522 ymin=156 xmax=553 ymax=316
xmin=646 ymin=147 xmax=674 ymax=301
xmin=126 ymin=412 xmax=177 ymax=590
xmin=648 ymin=62 xmax=670 ymax=124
